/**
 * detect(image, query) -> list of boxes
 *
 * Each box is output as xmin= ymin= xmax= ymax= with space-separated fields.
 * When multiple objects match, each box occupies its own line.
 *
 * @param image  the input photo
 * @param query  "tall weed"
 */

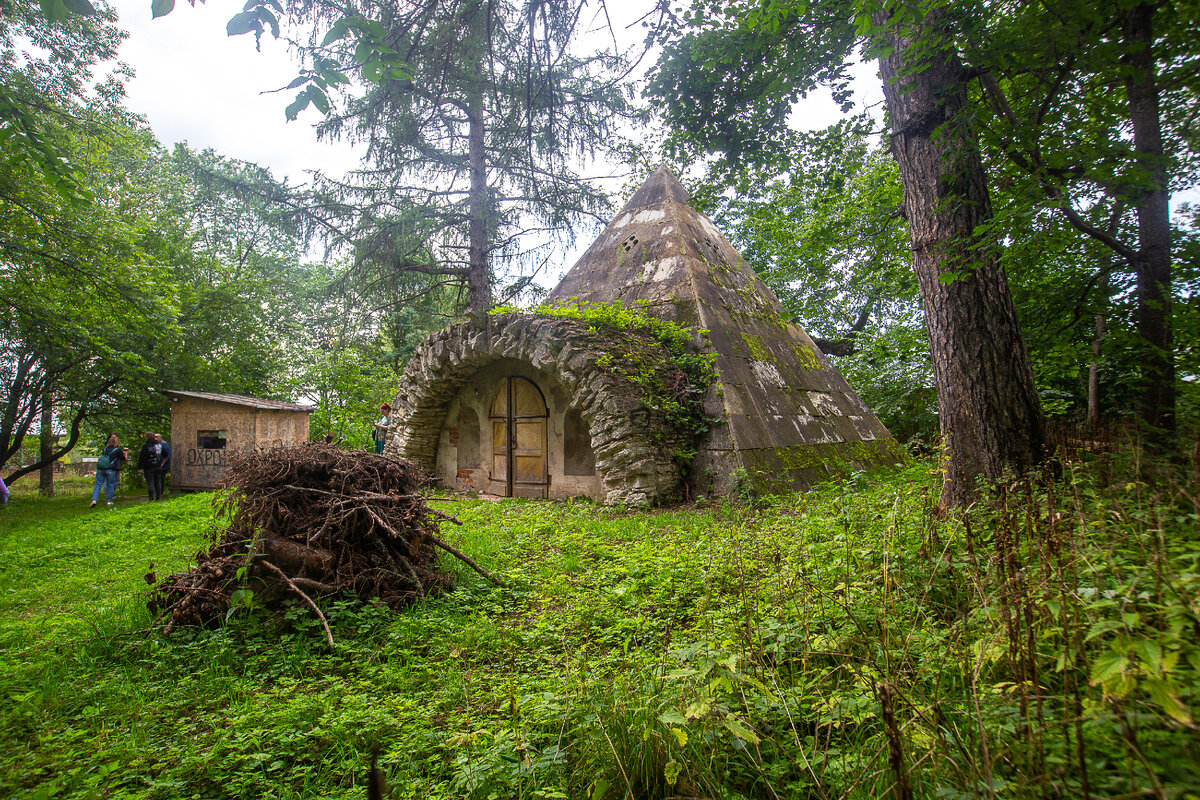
xmin=1 ymin=452 xmax=1197 ymax=798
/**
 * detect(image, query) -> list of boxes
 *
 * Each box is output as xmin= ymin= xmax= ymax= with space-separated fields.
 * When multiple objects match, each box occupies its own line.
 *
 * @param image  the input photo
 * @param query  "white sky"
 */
xmin=112 ymin=0 xmax=363 ymax=184
xmin=109 ymin=0 xmax=879 ymax=189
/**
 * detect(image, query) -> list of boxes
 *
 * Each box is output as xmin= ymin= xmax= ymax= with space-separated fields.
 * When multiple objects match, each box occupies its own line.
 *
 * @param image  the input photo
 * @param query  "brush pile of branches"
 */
xmin=149 ymin=444 xmax=498 ymax=643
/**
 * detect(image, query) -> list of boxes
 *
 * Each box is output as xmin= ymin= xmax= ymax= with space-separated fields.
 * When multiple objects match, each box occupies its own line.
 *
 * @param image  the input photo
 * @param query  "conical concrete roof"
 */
xmin=546 ymin=167 xmax=903 ymax=494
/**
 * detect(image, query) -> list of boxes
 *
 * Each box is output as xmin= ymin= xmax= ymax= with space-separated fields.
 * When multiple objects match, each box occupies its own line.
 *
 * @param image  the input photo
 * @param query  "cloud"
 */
xmin=111 ymin=0 xmax=361 ymax=183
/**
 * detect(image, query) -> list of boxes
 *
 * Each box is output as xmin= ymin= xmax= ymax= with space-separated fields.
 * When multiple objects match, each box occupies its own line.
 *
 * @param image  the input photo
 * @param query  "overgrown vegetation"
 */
xmin=2 ymin=448 xmax=1197 ymax=798
xmin=494 ymin=301 xmax=719 ymax=455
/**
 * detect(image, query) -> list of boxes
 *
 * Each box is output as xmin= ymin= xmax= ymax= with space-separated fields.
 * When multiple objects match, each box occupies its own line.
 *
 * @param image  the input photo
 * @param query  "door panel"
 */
xmin=513 ymin=420 xmax=546 ymax=483
xmin=491 ymin=420 xmax=507 ymax=481
xmin=513 ymin=380 xmax=543 ymax=416
xmin=489 ymin=377 xmax=548 ymax=497
xmin=515 ymin=418 xmax=544 ymax=450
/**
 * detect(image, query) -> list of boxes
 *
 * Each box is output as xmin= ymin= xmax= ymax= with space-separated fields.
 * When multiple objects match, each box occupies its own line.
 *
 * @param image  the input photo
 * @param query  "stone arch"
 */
xmin=387 ymin=314 xmax=683 ymax=505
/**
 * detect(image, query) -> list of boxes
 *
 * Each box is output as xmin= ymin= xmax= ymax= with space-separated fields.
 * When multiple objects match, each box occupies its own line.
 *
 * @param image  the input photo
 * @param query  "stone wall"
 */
xmin=387 ymin=314 xmax=693 ymax=506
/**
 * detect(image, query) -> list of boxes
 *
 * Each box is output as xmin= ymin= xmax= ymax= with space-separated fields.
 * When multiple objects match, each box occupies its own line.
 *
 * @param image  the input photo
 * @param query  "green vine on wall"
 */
xmin=490 ymin=301 xmax=719 ymax=460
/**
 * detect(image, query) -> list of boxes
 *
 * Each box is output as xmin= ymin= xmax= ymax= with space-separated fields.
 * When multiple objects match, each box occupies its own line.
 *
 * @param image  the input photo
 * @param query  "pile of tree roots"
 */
xmin=149 ymin=444 xmax=499 ymax=643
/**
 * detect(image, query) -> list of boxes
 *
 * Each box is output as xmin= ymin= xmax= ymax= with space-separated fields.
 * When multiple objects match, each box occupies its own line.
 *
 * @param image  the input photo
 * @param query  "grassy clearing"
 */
xmin=4 ymin=469 xmax=154 ymax=502
xmin=6 ymin=474 xmax=110 ymax=501
xmin=1 ymin=456 xmax=1198 ymax=799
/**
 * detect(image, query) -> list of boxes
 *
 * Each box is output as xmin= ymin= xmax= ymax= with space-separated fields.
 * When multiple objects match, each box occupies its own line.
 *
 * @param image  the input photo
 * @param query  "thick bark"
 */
xmin=875 ymin=8 xmax=1047 ymax=507
xmin=466 ymin=93 xmax=491 ymax=313
xmin=1122 ymin=3 xmax=1175 ymax=446
xmin=259 ymin=536 xmax=335 ymax=576
xmin=38 ymin=394 xmax=53 ymax=497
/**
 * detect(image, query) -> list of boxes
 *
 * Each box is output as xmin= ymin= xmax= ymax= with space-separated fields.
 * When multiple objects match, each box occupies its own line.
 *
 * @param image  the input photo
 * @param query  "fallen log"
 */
xmin=258 ymin=536 xmax=335 ymax=576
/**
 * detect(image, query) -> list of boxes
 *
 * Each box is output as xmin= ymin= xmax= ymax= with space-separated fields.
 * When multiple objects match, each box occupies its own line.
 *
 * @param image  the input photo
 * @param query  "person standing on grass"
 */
xmin=154 ymin=433 xmax=172 ymax=499
xmin=372 ymin=403 xmax=392 ymax=454
xmin=137 ymin=432 xmax=164 ymax=501
xmin=90 ymin=434 xmax=127 ymax=508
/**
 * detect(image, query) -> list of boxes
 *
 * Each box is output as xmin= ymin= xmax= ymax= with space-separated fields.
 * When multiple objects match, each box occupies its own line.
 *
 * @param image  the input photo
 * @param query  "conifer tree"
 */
xmin=271 ymin=0 xmax=633 ymax=312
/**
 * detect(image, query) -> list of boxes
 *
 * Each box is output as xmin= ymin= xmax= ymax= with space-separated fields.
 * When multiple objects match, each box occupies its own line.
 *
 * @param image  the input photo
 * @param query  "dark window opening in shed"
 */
xmin=197 ymin=430 xmax=227 ymax=449
xmin=564 ymin=409 xmax=595 ymax=476
xmin=456 ymin=407 xmax=480 ymax=469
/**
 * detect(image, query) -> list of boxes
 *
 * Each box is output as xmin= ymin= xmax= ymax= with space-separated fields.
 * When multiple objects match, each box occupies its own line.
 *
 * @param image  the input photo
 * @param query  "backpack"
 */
xmin=97 ymin=447 xmax=115 ymax=470
xmin=144 ymin=444 xmax=161 ymax=469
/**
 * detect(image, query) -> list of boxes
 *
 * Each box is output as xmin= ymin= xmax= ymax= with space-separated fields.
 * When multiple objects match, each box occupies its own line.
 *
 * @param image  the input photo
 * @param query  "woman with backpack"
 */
xmin=138 ymin=431 xmax=165 ymax=501
xmin=90 ymin=434 xmax=127 ymax=508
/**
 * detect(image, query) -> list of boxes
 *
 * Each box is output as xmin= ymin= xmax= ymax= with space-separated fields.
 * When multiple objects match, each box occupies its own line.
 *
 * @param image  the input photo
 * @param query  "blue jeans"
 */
xmin=91 ymin=469 xmax=118 ymax=504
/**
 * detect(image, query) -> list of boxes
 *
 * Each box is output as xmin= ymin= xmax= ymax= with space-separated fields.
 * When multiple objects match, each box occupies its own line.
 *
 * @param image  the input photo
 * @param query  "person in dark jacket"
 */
xmin=137 ymin=432 xmax=165 ymax=501
xmin=154 ymin=432 xmax=172 ymax=498
xmin=90 ymin=434 xmax=127 ymax=508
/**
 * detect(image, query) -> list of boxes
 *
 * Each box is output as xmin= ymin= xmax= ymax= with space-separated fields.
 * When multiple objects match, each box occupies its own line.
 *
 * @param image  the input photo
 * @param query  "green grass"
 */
xmin=4 ymin=469 xmax=155 ymax=502
xmin=6 ymin=473 xmax=106 ymax=501
xmin=1 ymin=458 xmax=1198 ymax=799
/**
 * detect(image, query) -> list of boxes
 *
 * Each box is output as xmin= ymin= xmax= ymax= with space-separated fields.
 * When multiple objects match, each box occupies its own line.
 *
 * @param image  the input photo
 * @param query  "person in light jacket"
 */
xmin=90 ymin=434 xmax=127 ymax=508
xmin=372 ymin=403 xmax=392 ymax=454
xmin=155 ymin=432 xmax=172 ymax=498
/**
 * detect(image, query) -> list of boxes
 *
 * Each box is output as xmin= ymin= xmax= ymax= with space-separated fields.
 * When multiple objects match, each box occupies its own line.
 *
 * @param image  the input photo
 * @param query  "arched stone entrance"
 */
xmin=387 ymin=314 xmax=693 ymax=505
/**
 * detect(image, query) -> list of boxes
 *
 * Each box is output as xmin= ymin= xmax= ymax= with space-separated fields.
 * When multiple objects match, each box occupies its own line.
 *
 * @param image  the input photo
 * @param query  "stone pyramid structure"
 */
xmin=545 ymin=166 xmax=903 ymax=495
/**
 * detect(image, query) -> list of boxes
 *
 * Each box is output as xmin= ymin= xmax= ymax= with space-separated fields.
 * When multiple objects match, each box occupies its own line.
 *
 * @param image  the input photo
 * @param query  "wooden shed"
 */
xmin=164 ymin=391 xmax=313 ymax=491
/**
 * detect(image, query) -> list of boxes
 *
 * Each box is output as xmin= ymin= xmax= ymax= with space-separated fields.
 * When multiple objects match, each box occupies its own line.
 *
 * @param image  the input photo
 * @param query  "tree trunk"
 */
xmin=1089 ymin=210 xmax=1123 ymax=428
xmin=38 ymin=393 xmax=53 ymax=497
xmin=1122 ymin=3 xmax=1175 ymax=449
xmin=1087 ymin=302 xmax=1106 ymax=428
xmin=466 ymin=93 xmax=491 ymax=313
xmin=874 ymin=8 xmax=1047 ymax=507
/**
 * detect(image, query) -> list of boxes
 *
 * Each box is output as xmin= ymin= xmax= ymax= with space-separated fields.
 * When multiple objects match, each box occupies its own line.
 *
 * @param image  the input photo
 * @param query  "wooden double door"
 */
xmin=490 ymin=376 xmax=548 ymax=498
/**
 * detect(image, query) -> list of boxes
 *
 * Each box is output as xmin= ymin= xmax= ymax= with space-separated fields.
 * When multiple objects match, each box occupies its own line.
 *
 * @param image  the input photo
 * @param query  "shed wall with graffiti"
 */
xmin=164 ymin=391 xmax=313 ymax=491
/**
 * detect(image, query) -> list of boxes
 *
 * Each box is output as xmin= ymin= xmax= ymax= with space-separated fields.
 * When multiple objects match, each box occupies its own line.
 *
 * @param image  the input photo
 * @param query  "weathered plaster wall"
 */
xmin=168 ymin=398 xmax=310 ymax=490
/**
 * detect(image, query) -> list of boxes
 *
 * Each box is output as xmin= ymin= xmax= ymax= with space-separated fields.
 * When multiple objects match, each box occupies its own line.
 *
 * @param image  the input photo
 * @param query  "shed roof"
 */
xmin=162 ymin=391 xmax=313 ymax=413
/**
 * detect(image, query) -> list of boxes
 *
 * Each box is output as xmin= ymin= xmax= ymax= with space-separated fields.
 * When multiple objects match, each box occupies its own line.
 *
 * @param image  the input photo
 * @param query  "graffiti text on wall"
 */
xmin=187 ymin=441 xmax=292 ymax=469
xmin=187 ymin=448 xmax=225 ymax=468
